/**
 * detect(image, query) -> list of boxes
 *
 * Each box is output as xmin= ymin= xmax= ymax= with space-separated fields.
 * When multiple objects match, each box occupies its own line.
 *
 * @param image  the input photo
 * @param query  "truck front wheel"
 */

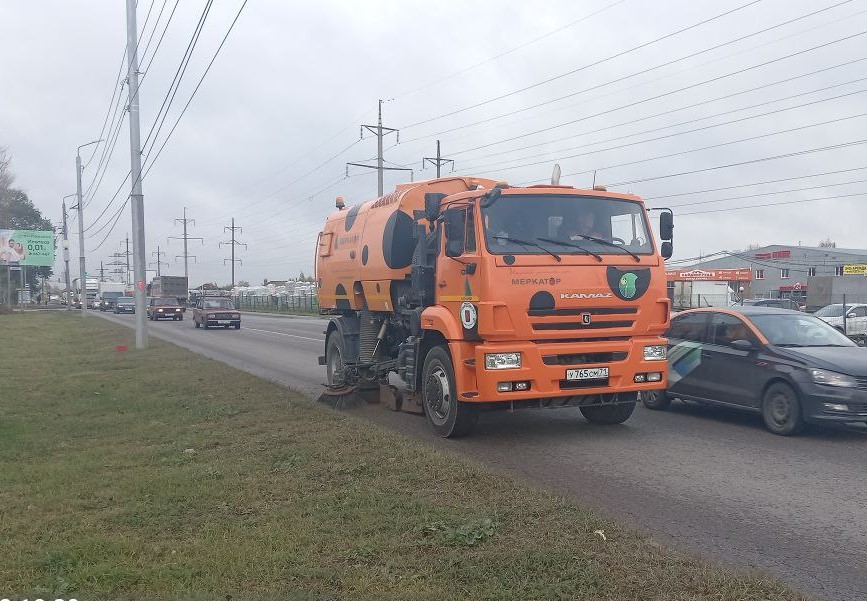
xmin=421 ymin=346 xmax=477 ymax=438
xmin=580 ymin=397 xmax=636 ymax=425
xmin=325 ymin=330 xmax=347 ymax=386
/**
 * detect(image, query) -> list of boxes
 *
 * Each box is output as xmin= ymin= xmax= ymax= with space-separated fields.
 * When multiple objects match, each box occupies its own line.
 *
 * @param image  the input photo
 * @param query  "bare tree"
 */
xmin=0 ymin=146 xmax=13 ymax=193
xmin=745 ymin=243 xmax=762 ymax=251
xmin=818 ymin=237 xmax=837 ymax=248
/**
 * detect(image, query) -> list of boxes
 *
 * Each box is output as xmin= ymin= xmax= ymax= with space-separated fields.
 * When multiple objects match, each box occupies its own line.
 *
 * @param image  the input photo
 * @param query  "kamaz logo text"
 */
xmin=560 ymin=292 xmax=613 ymax=299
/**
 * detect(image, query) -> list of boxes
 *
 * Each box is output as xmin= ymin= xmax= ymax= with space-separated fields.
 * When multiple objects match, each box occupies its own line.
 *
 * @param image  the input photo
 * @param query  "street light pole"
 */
xmin=75 ymin=139 xmax=101 ymax=317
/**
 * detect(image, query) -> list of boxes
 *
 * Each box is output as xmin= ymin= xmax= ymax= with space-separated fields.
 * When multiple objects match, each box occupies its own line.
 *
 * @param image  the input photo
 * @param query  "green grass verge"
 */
xmin=0 ymin=313 xmax=809 ymax=600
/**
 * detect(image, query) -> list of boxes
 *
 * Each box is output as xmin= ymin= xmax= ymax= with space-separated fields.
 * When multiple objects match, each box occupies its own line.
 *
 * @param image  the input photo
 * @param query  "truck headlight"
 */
xmin=643 ymin=345 xmax=667 ymax=361
xmin=809 ymin=369 xmax=856 ymax=388
xmin=485 ymin=352 xmax=522 ymax=370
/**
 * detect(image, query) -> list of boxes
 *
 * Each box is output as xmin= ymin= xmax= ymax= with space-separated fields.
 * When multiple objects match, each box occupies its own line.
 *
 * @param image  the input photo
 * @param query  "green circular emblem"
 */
xmin=619 ymin=272 xmax=638 ymax=299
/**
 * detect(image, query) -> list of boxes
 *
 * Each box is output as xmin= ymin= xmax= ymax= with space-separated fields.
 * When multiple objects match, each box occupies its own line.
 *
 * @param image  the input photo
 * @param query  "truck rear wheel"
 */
xmin=325 ymin=330 xmax=347 ymax=386
xmin=580 ymin=397 xmax=636 ymax=425
xmin=421 ymin=346 xmax=477 ymax=438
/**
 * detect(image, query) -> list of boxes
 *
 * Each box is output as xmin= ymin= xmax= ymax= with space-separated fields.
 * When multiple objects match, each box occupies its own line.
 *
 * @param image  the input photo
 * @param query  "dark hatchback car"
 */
xmin=642 ymin=307 xmax=867 ymax=435
xmin=147 ymin=297 xmax=184 ymax=321
xmin=113 ymin=296 xmax=135 ymax=314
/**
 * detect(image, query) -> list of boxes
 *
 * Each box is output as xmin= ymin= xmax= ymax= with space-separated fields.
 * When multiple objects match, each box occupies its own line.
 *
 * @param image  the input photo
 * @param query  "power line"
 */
xmin=449 ymin=57 xmax=867 ymax=166
xmin=142 ymin=0 xmax=248 ymax=178
xmin=545 ymin=111 xmax=867 ymax=181
xmin=467 ymin=85 xmax=867 ymax=175
xmin=664 ymin=176 xmax=867 ymax=209
xmin=446 ymin=29 xmax=867 ymax=159
xmin=140 ymin=0 xmax=180 ymax=75
xmin=607 ymin=138 xmax=867 ymax=187
xmin=141 ymin=0 xmax=214 ymax=152
xmin=401 ymin=0 xmax=857 ymax=144
xmin=391 ymin=0 xmax=630 ymax=100
xmin=401 ymin=0 xmax=765 ymax=129
xmin=678 ymin=191 xmax=866 ymax=216
xmin=645 ymin=165 xmax=867 ymax=200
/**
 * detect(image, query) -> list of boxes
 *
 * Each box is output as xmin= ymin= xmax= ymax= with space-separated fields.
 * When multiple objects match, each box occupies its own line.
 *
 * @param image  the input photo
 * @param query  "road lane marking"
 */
xmin=246 ymin=327 xmax=324 ymax=343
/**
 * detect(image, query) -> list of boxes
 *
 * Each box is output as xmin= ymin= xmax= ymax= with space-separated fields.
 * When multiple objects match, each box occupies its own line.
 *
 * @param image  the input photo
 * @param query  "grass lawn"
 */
xmin=0 ymin=312 xmax=809 ymax=600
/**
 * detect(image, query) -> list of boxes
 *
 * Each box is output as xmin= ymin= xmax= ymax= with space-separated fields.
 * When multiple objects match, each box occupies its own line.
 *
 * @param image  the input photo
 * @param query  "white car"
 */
xmin=91 ymin=297 xmax=102 ymax=309
xmin=814 ymin=303 xmax=867 ymax=338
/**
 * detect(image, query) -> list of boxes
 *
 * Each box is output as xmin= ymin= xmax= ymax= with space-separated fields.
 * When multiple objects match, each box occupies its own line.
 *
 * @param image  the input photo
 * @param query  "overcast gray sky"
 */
xmin=2 ymin=0 xmax=866 ymax=286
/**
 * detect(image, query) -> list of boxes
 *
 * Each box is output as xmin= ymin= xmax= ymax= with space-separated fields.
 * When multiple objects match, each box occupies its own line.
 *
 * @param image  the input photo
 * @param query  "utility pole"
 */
xmin=422 ymin=140 xmax=454 ymax=178
xmin=220 ymin=218 xmax=246 ymax=288
xmin=347 ymin=99 xmax=412 ymax=196
xmin=119 ymin=237 xmax=132 ymax=283
xmin=126 ymin=0 xmax=148 ymax=349
xmin=99 ymin=261 xmax=106 ymax=282
xmin=168 ymin=207 xmax=203 ymax=281
xmin=75 ymin=139 xmax=101 ymax=317
xmin=61 ymin=194 xmax=75 ymax=311
xmin=150 ymin=245 xmax=168 ymax=277
xmin=108 ymin=252 xmax=127 ymax=282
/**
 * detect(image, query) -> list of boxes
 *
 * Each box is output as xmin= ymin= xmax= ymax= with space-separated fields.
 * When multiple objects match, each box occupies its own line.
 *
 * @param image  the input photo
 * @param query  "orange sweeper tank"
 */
xmin=315 ymin=176 xmax=674 ymax=437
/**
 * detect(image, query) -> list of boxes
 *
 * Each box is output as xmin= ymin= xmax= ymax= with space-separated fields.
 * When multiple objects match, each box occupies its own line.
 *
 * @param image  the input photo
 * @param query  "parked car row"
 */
xmin=643 ymin=306 xmax=867 ymax=435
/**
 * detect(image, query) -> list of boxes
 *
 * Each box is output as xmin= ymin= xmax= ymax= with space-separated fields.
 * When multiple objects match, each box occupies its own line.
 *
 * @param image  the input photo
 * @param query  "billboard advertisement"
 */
xmin=0 ymin=229 xmax=55 ymax=266
xmin=666 ymin=268 xmax=752 ymax=282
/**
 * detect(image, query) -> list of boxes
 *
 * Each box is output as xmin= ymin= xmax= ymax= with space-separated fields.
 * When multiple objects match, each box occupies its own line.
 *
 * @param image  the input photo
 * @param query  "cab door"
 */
xmin=696 ymin=312 xmax=764 ymax=407
xmin=438 ymin=206 xmax=481 ymax=336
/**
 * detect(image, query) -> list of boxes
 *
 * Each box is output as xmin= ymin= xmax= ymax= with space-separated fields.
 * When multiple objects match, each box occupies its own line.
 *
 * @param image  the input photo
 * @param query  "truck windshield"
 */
xmin=482 ymin=195 xmax=653 ymax=257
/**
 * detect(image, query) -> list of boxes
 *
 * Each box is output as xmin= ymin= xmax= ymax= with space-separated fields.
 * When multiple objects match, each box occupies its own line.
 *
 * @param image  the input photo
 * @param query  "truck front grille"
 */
xmin=543 ymin=351 xmax=628 ymax=366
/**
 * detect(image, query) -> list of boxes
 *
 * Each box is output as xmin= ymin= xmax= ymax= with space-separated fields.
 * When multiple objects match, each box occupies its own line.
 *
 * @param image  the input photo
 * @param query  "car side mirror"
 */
xmin=730 ymin=339 xmax=754 ymax=351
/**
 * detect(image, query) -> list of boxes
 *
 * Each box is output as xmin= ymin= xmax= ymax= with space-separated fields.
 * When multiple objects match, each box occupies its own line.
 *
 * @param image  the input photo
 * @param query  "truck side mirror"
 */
xmin=661 ymin=241 xmax=673 ymax=260
xmin=424 ymin=192 xmax=445 ymax=221
xmin=444 ymin=209 xmax=465 ymax=257
xmin=659 ymin=210 xmax=674 ymax=241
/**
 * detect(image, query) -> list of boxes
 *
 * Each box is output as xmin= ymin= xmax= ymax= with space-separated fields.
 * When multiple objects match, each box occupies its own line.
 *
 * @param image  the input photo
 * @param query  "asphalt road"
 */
xmin=96 ymin=310 xmax=867 ymax=601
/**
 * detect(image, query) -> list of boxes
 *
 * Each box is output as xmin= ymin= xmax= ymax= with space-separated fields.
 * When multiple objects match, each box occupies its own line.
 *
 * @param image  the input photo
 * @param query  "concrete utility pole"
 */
xmin=62 ymin=194 xmax=75 ymax=311
xmin=75 ymin=139 xmax=101 ymax=317
xmin=126 ymin=0 xmax=148 ymax=349
xmin=422 ymin=140 xmax=454 ymax=178
xmin=220 ymin=218 xmax=246 ymax=288
xmin=168 ymin=207 xmax=202 ymax=281
xmin=150 ymin=245 xmax=168 ymax=277
xmin=347 ymin=99 xmax=412 ymax=197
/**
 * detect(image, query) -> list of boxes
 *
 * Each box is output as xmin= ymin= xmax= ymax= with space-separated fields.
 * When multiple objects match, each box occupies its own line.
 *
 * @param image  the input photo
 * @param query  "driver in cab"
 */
xmin=560 ymin=210 xmax=605 ymax=241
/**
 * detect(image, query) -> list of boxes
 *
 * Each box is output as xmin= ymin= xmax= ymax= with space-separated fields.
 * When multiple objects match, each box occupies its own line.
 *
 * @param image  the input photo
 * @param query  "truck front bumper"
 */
xmin=455 ymin=337 xmax=668 ymax=403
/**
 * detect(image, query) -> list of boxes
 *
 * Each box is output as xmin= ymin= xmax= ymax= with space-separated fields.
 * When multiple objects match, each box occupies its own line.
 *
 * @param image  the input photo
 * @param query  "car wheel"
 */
xmin=421 ymin=346 xmax=477 ymax=438
xmin=194 ymin=320 xmax=200 ymax=328
xmin=641 ymin=389 xmax=671 ymax=410
xmin=203 ymin=322 xmax=209 ymax=330
xmin=762 ymin=382 xmax=804 ymax=436
xmin=178 ymin=316 xmax=183 ymax=321
xmin=234 ymin=323 xmax=240 ymax=330
xmin=580 ymin=396 xmax=636 ymax=424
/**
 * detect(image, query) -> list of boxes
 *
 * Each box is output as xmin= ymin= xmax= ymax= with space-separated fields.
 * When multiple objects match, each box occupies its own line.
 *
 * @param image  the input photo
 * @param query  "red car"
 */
xmin=193 ymin=296 xmax=241 ymax=329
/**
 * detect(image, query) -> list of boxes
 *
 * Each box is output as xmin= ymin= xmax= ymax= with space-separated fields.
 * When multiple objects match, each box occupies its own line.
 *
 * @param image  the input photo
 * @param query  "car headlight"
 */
xmin=643 ymin=345 xmax=667 ymax=361
xmin=809 ymin=369 xmax=856 ymax=388
xmin=232 ymin=313 xmax=240 ymax=319
xmin=485 ymin=352 xmax=522 ymax=370
xmin=157 ymin=308 xmax=164 ymax=312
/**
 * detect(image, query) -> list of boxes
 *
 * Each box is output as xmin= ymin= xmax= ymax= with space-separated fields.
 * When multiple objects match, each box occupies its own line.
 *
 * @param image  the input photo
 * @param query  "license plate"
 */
xmin=218 ymin=320 xmax=231 ymax=324
xmin=566 ymin=367 xmax=609 ymax=381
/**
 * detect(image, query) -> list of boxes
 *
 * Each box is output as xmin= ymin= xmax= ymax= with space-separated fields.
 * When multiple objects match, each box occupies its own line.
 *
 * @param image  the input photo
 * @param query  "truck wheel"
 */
xmin=762 ymin=382 xmax=804 ymax=436
xmin=641 ymin=390 xmax=671 ymax=410
xmin=325 ymin=330 xmax=346 ymax=386
xmin=421 ymin=346 xmax=477 ymax=438
xmin=580 ymin=398 xmax=636 ymax=425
